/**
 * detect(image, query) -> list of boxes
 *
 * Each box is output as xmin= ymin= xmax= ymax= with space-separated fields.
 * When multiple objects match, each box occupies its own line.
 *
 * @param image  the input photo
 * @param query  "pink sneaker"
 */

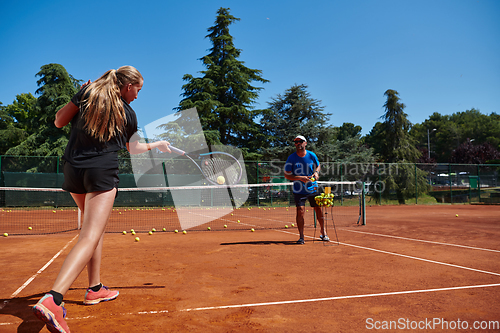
xmin=84 ymin=285 xmax=119 ymax=305
xmin=33 ymin=294 xmax=70 ymax=333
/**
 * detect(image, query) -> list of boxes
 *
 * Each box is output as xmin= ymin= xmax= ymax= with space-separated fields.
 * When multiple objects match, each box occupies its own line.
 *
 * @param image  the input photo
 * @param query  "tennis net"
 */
xmin=0 ymin=181 xmax=365 ymax=235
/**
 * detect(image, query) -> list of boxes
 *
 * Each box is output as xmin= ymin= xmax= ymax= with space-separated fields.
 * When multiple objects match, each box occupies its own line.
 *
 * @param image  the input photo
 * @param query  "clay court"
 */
xmin=1 ymin=204 xmax=499 ymax=332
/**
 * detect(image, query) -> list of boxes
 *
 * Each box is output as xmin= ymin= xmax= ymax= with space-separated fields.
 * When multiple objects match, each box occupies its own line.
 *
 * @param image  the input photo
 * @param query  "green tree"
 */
xmin=0 ymin=93 xmax=37 ymax=155
xmin=6 ymin=64 xmax=80 ymax=166
xmin=377 ymin=90 xmax=426 ymax=204
xmin=335 ymin=123 xmax=362 ymax=141
xmin=364 ymin=121 xmax=386 ymax=161
xmin=177 ymin=7 xmax=269 ymax=155
xmin=411 ymin=109 xmax=500 ymax=162
xmin=380 ymin=89 xmax=421 ymax=163
xmin=260 ymin=84 xmax=331 ymax=161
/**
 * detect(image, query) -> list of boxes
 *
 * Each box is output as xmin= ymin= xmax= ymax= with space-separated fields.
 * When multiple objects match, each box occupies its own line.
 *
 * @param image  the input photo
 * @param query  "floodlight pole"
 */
xmin=427 ymin=128 xmax=436 ymax=159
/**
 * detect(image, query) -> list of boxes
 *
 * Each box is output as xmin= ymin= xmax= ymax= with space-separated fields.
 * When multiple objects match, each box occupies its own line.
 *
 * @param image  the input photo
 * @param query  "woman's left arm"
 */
xmin=54 ymin=102 xmax=79 ymax=128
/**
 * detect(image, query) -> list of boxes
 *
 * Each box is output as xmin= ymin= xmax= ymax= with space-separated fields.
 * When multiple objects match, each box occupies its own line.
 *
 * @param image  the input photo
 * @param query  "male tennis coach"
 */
xmin=284 ymin=135 xmax=328 ymax=244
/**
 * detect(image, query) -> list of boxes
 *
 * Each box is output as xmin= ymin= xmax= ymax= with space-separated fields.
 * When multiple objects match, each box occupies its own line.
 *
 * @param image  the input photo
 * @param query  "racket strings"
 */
xmin=202 ymin=157 xmax=241 ymax=185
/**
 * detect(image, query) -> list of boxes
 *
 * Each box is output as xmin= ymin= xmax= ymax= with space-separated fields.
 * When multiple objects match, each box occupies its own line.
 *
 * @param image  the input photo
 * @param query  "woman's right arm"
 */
xmin=54 ymin=102 xmax=79 ymax=128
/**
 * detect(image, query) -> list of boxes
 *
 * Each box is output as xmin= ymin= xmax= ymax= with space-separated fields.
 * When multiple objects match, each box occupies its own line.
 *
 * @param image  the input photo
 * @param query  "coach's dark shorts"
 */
xmin=62 ymin=162 xmax=119 ymax=194
xmin=293 ymin=191 xmax=320 ymax=207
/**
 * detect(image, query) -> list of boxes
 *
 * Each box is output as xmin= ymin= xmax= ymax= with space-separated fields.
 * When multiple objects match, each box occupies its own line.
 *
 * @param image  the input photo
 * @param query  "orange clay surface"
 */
xmin=1 ymin=204 xmax=499 ymax=332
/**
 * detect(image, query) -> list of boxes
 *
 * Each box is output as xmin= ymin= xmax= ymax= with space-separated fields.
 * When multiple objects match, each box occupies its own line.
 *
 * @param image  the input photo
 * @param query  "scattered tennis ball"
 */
xmin=285 ymin=225 xmax=288 ymax=228
xmin=135 ymin=237 xmax=140 ymax=242
xmin=217 ymin=176 xmax=226 ymax=185
xmin=131 ymin=231 xmax=136 ymax=235
xmin=237 ymin=220 xmax=240 ymax=223
xmin=291 ymin=223 xmax=295 ymax=227
xmin=456 ymin=214 xmax=459 ymax=217
xmin=207 ymin=227 xmax=211 ymax=231
xmin=174 ymin=229 xmax=179 ymax=233
xmin=149 ymin=231 xmax=153 ymax=235
xmin=183 ymin=230 xmax=187 ymax=234
xmin=28 ymin=227 xmax=32 ymax=230
xmin=122 ymin=230 xmax=127 ymax=235
xmin=3 ymin=233 xmax=8 ymax=237
xmin=131 ymin=229 xmax=135 ymax=233
xmin=52 ymin=210 xmax=56 ymax=213
xmin=152 ymin=228 xmax=156 ymax=232
xmin=224 ymin=225 xmax=227 ymax=228
xmin=163 ymin=228 xmax=166 ymax=232
xmin=251 ymin=228 xmax=255 ymax=232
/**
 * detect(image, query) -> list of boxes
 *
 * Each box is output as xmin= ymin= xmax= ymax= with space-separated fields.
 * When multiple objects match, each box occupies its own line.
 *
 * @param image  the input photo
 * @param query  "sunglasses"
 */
xmin=293 ymin=140 xmax=305 ymax=144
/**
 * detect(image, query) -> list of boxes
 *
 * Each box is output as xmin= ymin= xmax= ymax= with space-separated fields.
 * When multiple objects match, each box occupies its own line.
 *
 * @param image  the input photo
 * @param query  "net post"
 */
xmin=361 ymin=181 xmax=366 ymax=225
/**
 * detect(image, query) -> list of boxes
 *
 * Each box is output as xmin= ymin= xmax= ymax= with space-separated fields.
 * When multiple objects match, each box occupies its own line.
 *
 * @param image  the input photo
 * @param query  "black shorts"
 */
xmin=62 ymin=162 xmax=119 ymax=194
xmin=293 ymin=191 xmax=320 ymax=207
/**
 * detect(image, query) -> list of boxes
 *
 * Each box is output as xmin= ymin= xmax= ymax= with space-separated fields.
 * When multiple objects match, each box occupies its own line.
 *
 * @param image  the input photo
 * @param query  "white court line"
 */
xmin=274 ymin=229 xmax=500 ymax=277
xmin=340 ymin=241 xmax=500 ymax=277
xmin=1 ymin=283 xmax=499 ymax=326
xmin=0 ymin=234 xmax=78 ymax=310
xmin=343 ymin=229 xmax=500 ymax=253
xmin=181 ymin=283 xmax=500 ymax=312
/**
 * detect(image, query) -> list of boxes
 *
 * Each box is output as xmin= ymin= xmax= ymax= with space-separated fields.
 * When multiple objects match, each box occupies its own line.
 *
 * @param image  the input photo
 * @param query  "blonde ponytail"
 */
xmin=81 ymin=66 xmax=142 ymax=142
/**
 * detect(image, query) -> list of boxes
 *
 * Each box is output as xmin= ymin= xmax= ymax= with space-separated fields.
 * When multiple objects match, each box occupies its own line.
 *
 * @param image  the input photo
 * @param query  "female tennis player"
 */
xmin=32 ymin=66 xmax=171 ymax=333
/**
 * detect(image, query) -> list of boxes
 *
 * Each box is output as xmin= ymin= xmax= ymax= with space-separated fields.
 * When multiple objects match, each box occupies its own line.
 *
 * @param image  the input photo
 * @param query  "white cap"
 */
xmin=294 ymin=135 xmax=307 ymax=142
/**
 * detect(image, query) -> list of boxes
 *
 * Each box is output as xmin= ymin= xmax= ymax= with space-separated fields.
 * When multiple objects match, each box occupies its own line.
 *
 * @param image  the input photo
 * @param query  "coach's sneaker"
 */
xmin=84 ymin=285 xmax=119 ymax=305
xmin=320 ymin=235 xmax=330 ymax=242
xmin=33 ymin=294 xmax=70 ymax=333
xmin=296 ymin=238 xmax=305 ymax=245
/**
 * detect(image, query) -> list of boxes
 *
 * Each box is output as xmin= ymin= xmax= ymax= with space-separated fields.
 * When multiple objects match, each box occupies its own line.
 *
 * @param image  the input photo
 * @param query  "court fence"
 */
xmin=0 ymin=156 xmax=499 ymax=206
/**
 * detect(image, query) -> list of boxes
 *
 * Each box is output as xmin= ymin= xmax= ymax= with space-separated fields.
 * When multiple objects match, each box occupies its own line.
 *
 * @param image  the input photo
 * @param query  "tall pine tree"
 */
xmin=6 ymin=64 xmax=81 ymax=159
xmin=177 ymin=8 xmax=268 ymax=152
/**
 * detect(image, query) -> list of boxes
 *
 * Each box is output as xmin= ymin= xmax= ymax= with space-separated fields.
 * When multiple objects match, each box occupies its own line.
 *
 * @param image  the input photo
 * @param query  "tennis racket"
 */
xmin=168 ymin=145 xmax=243 ymax=185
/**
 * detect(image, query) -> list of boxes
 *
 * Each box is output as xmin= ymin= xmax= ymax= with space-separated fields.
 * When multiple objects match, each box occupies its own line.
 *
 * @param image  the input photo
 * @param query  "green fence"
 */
xmin=1 ymin=156 xmax=499 ymax=206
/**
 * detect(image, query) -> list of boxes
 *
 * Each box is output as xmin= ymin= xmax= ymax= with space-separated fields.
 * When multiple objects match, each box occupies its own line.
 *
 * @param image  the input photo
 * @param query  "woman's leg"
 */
xmin=87 ymin=232 xmax=105 ymax=287
xmin=69 ymin=193 xmax=105 ymax=288
xmin=50 ymin=188 xmax=117 ymax=296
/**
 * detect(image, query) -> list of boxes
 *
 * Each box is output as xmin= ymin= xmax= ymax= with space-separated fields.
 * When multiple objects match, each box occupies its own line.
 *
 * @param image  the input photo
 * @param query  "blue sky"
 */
xmin=1 ymin=0 xmax=498 ymax=136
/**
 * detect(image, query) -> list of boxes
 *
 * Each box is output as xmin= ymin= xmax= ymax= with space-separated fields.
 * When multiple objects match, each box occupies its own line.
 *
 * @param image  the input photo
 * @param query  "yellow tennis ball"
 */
xmin=152 ymin=228 xmax=156 ymax=232
xmin=135 ymin=237 xmax=140 ymax=242
xmin=174 ymin=229 xmax=178 ymax=233
xmin=3 ymin=233 xmax=8 ymax=237
xmin=28 ymin=227 xmax=32 ymax=230
xmin=217 ymin=176 xmax=225 ymax=185
xmin=131 ymin=231 xmax=136 ymax=235
xmin=207 ymin=227 xmax=211 ymax=231
xmin=285 ymin=225 xmax=288 ymax=228
xmin=456 ymin=214 xmax=458 ymax=217
xmin=251 ymin=228 xmax=255 ymax=232
xmin=149 ymin=231 xmax=153 ymax=235
xmin=183 ymin=230 xmax=187 ymax=234
xmin=224 ymin=225 xmax=227 ymax=228
xmin=163 ymin=228 xmax=166 ymax=232
xmin=122 ymin=231 xmax=127 ymax=235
